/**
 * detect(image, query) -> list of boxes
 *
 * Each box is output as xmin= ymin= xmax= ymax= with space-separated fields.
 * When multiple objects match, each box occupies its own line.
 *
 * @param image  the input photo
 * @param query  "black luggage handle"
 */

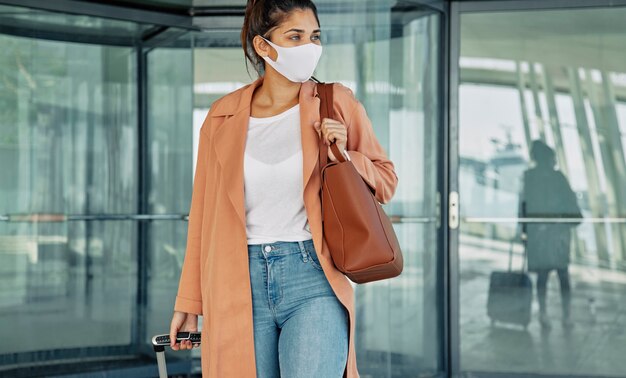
xmin=508 ymin=234 xmax=528 ymax=273
xmin=509 ymin=201 xmax=528 ymax=273
xmin=152 ymin=331 xmax=201 ymax=352
xmin=152 ymin=332 xmax=202 ymax=378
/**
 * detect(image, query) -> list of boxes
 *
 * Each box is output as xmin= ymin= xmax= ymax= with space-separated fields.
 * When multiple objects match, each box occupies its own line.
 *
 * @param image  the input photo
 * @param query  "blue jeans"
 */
xmin=247 ymin=238 xmax=349 ymax=378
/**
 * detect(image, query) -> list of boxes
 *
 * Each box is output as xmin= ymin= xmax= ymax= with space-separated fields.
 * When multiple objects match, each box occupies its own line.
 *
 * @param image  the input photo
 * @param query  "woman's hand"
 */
xmin=169 ymin=311 xmax=199 ymax=351
xmin=314 ymin=118 xmax=348 ymax=162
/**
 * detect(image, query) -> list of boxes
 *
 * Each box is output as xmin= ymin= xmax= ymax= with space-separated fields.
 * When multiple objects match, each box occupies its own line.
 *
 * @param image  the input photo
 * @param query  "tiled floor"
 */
xmin=459 ymin=234 xmax=626 ymax=377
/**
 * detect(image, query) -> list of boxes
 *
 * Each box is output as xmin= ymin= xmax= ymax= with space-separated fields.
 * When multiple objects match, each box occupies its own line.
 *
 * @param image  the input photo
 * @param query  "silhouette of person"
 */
xmin=518 ymin=140 xmax=582 ymax=330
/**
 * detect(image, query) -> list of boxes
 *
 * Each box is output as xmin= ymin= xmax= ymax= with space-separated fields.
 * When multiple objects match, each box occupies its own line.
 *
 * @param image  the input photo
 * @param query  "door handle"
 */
xmin=449 ymin=191 xmax=459 ymax=229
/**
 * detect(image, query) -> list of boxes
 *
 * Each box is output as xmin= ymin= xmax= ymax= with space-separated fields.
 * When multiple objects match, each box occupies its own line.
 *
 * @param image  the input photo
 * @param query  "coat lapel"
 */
xmin=212 ymin=76 xmax=321 ymax=229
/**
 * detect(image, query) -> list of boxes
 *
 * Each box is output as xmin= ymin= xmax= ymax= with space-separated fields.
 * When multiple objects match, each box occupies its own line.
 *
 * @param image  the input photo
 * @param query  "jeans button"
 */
xmin=264 ymin=245 xmax=271 ymax=252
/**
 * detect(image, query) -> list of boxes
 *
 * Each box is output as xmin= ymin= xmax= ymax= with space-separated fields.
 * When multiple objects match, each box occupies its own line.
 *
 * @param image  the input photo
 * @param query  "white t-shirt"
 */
xmin=243 ymin=103 xmax=312 ymax=244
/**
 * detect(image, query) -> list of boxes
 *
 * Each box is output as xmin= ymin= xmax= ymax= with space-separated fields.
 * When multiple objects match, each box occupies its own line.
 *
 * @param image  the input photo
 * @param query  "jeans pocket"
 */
xmin=305 ymin=247 xmax=324 ymax=271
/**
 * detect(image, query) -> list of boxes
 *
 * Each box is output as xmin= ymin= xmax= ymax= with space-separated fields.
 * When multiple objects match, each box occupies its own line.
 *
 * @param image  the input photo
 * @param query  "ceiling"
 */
xmin=0 ymin=0 xmax=441 ymax=46
xmin=81 ymin=0 xmax=430 ymax=14
xmin=460 ymin=7 xmax=626 ymax=73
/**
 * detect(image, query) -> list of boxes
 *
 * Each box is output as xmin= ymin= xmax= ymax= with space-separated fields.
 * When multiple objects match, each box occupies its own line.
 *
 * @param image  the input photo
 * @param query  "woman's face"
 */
xmin=255 ymin=8 xmax=321 ymax=61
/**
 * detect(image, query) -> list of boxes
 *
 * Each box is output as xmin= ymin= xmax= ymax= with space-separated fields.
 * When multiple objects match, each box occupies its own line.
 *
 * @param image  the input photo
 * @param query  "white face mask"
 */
xmin=260 ymin=36 xmax=323 ymax=83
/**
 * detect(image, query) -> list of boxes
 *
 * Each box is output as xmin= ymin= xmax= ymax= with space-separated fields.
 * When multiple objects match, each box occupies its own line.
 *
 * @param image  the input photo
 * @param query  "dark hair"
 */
xmin=530 ymin=140 xmax=555 ymax=167
xmin=241 ymin=0 xmax=320 ymax=76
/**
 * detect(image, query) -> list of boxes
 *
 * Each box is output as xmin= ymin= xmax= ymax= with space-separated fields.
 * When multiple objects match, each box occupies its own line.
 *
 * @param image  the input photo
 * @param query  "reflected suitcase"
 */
xmin=152 ymin=332 xmax=201 ymax=378
xmin=487 ymin=271 xmax=532 ymax=328
xmin=486 ymin=239 xmax=533 ymax=329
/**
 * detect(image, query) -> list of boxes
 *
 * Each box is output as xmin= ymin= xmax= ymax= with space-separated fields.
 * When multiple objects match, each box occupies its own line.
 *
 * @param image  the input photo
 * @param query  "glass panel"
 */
xmin=0 ymin=221 xmax=138 ymax=353
xmin=146 ymin=44 xmax=193 ymax=216
xmin=316 ymin=6 xmax=442 ymax=375
xmin=145 ymin=40 xmax=196 ymax=356
xmin=458 ymin=7 xmax=626 ymax=377
xmin=0 ymin=27 xmax=138 ymax=360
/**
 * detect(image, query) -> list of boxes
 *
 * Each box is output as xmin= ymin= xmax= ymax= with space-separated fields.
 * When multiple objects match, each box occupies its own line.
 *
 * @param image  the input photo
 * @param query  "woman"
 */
xmin=519 ymin=140 xmax=581 ymax=330
xmin=169 ymin=0 xmax=398 ymax=376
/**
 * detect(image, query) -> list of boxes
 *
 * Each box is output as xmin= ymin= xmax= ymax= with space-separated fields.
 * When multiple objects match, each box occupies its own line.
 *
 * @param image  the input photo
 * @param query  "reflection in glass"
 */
xmin=0 ymin=4 xmax=159 ymax=374
xmin=316 ymin=7 xmax=442 ymax=376
xmin=145 ymin=43 xmax=195 ymax=354
xmin=459 ymin=7 xmax=626 ymax=377
xmin=519 ymin=140 xmax=582 ymax=329
xmin=0 ymin=25 xmax=138 ymax=360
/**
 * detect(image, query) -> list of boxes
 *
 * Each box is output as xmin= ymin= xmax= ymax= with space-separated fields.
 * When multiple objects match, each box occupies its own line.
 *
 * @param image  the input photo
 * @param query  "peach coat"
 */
xmin=174 ymin=75 xmax=398 ymax=377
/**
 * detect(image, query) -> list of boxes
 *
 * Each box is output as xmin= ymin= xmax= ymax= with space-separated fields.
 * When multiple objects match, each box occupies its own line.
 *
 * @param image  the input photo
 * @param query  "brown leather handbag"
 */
xmin=316 ymin=82 xmax=403 ymax=284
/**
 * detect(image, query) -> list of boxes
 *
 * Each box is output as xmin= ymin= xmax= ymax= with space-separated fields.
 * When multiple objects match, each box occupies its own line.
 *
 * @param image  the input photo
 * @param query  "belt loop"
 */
xmin=298 ymin=240 xmax=308 ymax=261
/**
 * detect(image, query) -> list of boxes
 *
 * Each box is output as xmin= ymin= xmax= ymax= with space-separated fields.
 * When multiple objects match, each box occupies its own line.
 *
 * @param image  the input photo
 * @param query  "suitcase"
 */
xmin=152 ymin=331 xmax=201 ymax=378
xmin=486 ymin=238 xmax=533 ymax=329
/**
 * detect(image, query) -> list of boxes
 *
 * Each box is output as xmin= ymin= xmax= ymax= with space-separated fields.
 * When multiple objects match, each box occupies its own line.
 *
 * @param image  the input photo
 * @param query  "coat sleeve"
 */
xmin=338 ymin=85 xmax=399 ymax=204
xmin=174 ymin=121 xmax=212 ymax=316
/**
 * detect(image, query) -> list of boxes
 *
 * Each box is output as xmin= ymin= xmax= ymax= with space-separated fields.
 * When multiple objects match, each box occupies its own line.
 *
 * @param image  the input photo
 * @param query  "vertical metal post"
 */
xmin=600 ymin=71 xmax=626 ymax=262
xmin=447 ymin=2 xmax=460 ymax=376
xmin=585 ymin=69 xmax=622 ymax=259
xmin=515 ymin=61 xmax=533 ymax=149
xmin=541 ymin=64 xmax=569 ymax=176
xmin=415 ymin=12 xmax=443 ymax=371
xmin=528 ymin=62 xmax=547 ymax=141
xmin=568 ymin=68 xmax=609 ymax=262
xmin=586 ymin=69 xmax=626 ymax=262
xmin=85 ymin=73 xmax=95 ymax=320
xmin=133 ymin=39 xmax=149 ymax=349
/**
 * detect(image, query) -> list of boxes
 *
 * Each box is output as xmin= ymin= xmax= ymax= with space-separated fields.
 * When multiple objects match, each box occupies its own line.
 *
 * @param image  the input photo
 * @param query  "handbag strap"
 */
xmin=317 ymin=82 xmax=346 ymax=171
